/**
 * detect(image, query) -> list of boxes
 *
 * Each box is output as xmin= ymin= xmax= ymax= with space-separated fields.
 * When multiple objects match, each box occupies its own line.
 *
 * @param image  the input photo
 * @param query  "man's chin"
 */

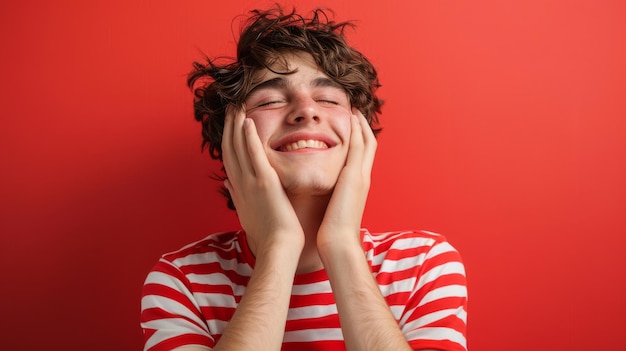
xmin=282 ymin=181 xmax=336 ymax=197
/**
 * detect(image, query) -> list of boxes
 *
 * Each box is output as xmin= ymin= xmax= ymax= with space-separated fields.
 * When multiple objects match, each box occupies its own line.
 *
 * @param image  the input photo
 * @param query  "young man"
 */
xmin=141 ymin=6 xmax=468 ymax=351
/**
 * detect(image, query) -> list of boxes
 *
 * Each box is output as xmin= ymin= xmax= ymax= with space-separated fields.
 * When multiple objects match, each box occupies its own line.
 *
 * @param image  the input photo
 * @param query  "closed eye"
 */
xmin=257 ymin=100 xmax=284 ymax=107
xmin=317 ymin=99 xmax=339 ymax=105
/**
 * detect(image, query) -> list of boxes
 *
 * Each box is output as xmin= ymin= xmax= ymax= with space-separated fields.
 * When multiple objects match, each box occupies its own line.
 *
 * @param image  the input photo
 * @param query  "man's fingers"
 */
xmin=244 ymin=118 xmax=275 ymax=176
xmin=222 ymin=106 xmax=241 ymax=179
xmin=345 ymin=111 xmax=365 ymax=169
xmin=357 ymin=110 xmax=377 ymax=173
xmin=231 ymin=106 xmax=255 ymax=176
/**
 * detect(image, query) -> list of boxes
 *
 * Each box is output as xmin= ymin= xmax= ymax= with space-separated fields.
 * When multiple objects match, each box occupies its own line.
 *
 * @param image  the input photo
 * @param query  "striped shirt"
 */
xmin=141 ymin=229 xmax=468 ymax=351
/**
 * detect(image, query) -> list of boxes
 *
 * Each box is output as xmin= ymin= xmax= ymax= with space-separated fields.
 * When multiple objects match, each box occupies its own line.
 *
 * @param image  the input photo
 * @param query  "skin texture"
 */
xmin=172 ymin=53 xmax=435 ymax=351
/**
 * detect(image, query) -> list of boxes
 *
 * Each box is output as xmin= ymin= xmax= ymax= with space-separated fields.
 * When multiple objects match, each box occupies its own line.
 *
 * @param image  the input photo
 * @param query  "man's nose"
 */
xmin=288 ymin=96 xmax=320 ymax=123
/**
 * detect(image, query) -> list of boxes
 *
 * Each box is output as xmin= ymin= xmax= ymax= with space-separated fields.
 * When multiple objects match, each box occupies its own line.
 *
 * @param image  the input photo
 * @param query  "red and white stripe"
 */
xmin=141 ymin=229 xmax=468 ymax=351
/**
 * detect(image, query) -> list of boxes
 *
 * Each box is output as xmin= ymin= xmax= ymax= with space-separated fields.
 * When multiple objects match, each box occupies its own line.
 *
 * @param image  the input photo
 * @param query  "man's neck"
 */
xmin=288 ymin=193 xmax=330 ymax=274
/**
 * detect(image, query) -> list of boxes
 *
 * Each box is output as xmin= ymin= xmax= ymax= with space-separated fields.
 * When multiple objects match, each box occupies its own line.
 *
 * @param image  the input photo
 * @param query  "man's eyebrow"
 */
xmin=248 ymin=77 xmax=287 ymax=96
xmin=311 ymin=77 xmax=344 ymax=90
xmin=247 ymin=76 xmax=344 ymax=97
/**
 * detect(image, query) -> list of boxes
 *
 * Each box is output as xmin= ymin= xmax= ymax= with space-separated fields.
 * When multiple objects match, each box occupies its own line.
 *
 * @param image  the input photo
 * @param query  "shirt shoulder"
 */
xmin=158 ymin=230 xmax=253 ymax=271
xmin=361 ymin=229 xmax=464 ymax=277
xmin=362 ymin=229 xmax=452 ymax=253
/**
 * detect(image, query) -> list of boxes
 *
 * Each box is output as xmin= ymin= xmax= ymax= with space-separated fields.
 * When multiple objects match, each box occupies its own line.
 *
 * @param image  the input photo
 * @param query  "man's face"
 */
xmin=244 ymin=52 xmax=352 ymax=197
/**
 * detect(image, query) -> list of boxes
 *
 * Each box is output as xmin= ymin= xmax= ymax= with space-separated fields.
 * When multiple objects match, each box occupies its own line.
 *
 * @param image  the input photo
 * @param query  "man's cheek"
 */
xmin=251 ymin=124 xmax=270 ymax=145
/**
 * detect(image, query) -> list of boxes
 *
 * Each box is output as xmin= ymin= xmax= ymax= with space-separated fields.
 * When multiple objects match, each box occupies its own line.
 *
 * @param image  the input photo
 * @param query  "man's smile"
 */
xmin=271 ymin=131 xmax=338 ymax=152
xmin=279 ymin=139 xmax=329 ymax=151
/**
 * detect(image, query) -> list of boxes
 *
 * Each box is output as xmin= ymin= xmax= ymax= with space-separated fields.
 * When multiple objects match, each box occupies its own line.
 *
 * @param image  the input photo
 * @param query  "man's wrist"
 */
xmin=317 ymin=232 xmax=364 ymax=268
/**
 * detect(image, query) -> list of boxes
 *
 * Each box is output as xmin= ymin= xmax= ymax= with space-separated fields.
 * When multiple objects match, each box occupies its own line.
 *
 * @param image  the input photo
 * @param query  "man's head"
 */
xmin=188 ymin=5 xmax=382 ymax=208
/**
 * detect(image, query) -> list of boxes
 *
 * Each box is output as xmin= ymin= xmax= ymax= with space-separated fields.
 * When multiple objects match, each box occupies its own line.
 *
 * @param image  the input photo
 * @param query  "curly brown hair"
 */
xmin=187 ymin=5 xmax=383 ymax=209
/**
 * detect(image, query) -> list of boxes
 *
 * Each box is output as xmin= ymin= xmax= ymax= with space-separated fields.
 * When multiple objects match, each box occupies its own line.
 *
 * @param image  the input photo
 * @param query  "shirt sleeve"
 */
xmin=401 ymin=237 xmax=468 ymax=351
xmin=140 ymin=258 xmax=215 ymax=351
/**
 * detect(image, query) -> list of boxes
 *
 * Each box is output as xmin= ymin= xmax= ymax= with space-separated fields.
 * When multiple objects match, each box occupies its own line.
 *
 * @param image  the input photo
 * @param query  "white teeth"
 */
xmin=282 ymin=139 xmax=329 ymax=151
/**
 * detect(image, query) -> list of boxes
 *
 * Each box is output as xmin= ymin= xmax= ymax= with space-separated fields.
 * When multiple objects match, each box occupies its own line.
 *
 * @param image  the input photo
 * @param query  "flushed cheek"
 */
xmin=246 ymin=113 xmax=280 ymax=146
xmin=334 ymin=112 xmax=353 ymax=143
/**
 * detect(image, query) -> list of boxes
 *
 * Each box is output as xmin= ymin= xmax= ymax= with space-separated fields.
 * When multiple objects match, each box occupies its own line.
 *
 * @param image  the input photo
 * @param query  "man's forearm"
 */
xmin=320 ymin=243 xmax=414 ymax=351
xmin=213 ymin=243 xmax=299 ymax=351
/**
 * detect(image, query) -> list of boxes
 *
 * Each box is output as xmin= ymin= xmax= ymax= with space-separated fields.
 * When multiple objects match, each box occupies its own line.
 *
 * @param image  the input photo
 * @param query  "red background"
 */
xmin=1 ymin=0 xmax=625 ymax=350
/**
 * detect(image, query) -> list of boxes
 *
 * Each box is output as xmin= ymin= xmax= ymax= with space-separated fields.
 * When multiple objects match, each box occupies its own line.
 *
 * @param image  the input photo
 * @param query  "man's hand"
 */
xmin=214 ymin=106 xmax=304 ymax=351
xmin=317 ymin=108 xmax=377 ymax=253
xmin=222 ymin=106 xmax=305 ymax=255
xmin=315 ymin=110 xmax=413 ymax=351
